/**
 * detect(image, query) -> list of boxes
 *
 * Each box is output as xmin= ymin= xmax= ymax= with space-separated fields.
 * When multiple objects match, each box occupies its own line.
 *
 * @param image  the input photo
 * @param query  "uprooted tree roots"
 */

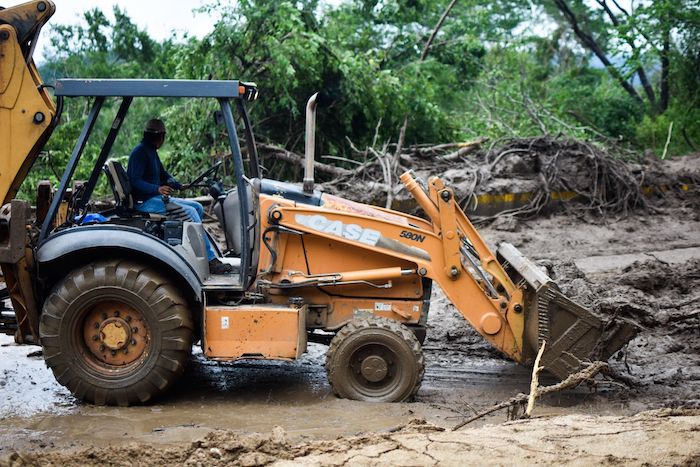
xmin=472 ymin=137 xmax=649 ymax=220
xmin=310 ymin=136 xmax=653 ymax=218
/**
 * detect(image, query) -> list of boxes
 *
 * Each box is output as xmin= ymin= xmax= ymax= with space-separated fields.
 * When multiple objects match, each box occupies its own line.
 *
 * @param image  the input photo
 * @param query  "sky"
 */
xmin=35 ymin=0 xmax=219 ymax=63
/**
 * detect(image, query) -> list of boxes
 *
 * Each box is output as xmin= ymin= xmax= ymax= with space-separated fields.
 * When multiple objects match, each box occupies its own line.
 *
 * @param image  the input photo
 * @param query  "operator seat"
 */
xmin=103 ymin=160 xmax=133 ymax=212
xmin=103 ymin=160 xmax=164 ymax=221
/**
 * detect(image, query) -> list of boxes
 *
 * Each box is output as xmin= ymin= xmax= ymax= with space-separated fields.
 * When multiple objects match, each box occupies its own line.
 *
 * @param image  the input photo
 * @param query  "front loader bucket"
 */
xmin=498 ymin=243 xmax=639 ymax=379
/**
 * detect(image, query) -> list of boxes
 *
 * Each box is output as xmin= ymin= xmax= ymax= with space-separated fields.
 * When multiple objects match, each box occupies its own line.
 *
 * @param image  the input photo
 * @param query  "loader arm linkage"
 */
xmin=400 ymin=171 xmax=637 ymax=377
xmin=0 ymin=0 xmax=57 ymax=342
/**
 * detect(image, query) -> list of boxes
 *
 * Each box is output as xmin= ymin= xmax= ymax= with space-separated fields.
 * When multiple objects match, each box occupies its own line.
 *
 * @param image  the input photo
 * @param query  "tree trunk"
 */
xmin=596 ymin=0 xmax=657 ymax=110
xmin=553 ymin=0 xmax=644 ymax=105
xmin=660 ymin=18 xmax=670 ymax=113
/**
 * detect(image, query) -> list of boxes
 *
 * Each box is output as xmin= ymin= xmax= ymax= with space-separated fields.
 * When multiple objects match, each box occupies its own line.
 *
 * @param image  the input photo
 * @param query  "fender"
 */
xmin=36 ymin=225 xmax=202 ymax=301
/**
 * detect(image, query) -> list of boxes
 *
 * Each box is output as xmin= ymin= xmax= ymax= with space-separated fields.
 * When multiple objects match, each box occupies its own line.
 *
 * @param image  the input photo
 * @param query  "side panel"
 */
xmin=204 ymin=304 xmax=307 ymax=360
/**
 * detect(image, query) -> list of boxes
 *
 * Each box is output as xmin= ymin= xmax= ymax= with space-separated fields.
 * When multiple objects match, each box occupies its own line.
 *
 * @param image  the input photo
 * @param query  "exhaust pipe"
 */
xmin=303 ymin=93 xmax=318 ymax=193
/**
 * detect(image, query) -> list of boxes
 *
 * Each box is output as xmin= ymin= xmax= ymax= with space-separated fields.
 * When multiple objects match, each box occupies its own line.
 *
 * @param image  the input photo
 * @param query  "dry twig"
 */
xmin=452 ymin=361 xmax=609 ymax=430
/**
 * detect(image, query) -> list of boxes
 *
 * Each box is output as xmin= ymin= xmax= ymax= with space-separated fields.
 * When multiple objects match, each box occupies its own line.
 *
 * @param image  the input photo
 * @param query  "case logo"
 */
xmin=295 ymin=214 xmax=381 ymax=246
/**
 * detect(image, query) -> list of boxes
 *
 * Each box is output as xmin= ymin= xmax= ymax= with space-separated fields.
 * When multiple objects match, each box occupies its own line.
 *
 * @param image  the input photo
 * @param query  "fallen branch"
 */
xmin=525 ymin=341 xmax=546 ymax=418
xmin=257 ymin=143 xmax=352 ymax=177
xmin=439 ymin=138 xmax=489 ymax=161
xmin=452 ymin=361 xmax=609 ymax=430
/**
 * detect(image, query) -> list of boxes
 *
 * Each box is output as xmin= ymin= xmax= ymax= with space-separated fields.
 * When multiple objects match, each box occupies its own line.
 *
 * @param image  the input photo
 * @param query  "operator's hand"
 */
xmin=158 ymin=185 xmax=174 ymax=196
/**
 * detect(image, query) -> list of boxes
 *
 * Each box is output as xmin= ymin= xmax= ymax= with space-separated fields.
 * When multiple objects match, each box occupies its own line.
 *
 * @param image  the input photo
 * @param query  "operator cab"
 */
xmin=36 ymin=79 xmax=262 ymax=291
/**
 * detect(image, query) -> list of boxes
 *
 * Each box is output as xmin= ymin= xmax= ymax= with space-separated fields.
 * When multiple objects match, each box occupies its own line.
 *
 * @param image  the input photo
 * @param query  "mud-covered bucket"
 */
xmin=498 ymin=242 xmax=639 ymax=379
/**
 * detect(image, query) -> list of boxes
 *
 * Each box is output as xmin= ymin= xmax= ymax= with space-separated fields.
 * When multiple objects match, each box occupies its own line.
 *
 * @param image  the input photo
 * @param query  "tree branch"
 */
xmin=420 ymin=0 xmax=459 ymax=61
xmin=553 ymin=0 xmax=644 ymax=105
xmin=256 ymin=143 xmax=352 ymax=177
xmin=452 ymin=361 xmax=609 ymax=430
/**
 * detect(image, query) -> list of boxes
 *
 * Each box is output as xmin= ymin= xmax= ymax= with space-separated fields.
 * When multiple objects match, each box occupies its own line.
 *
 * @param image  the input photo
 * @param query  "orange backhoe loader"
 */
xmin=0 ymin=1 xmax=636 ymax=405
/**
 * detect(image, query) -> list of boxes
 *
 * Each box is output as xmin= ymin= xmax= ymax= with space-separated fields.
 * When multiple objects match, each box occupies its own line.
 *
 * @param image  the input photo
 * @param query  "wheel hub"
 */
xmin=360 ymin=355 xmax=389 ymax=382
xmin=99 ymin=318 xmax=131 ymax=350
xmin=83 ymin=301 xmax=149 ymax=366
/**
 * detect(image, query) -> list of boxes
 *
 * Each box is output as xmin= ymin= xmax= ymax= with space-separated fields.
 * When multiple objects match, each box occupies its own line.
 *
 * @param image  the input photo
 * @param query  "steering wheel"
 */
xmin=186 ymin=161 xmax=223 ymax=188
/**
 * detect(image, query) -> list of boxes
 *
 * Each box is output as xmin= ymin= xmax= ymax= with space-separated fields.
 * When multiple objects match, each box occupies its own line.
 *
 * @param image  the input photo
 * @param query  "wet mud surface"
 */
xmin=2 ymin=199 xmax=700 ymax=464
xmin=7 ymin=410 xmax=699 ymax=466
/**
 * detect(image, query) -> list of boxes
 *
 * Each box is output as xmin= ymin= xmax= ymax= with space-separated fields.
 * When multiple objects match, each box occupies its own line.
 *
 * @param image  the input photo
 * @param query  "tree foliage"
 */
xmin=20 ymin=0 xmax=700 ymax=199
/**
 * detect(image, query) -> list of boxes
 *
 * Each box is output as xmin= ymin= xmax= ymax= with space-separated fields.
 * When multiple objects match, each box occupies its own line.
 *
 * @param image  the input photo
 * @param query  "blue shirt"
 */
xmin=127 ymin=140 xmax=181 ymax=202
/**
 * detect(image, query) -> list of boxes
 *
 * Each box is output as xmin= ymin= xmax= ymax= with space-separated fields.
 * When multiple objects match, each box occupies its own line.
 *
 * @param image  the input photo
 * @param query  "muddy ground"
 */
xmin=1 ymin=163 xmax=699 ymax=464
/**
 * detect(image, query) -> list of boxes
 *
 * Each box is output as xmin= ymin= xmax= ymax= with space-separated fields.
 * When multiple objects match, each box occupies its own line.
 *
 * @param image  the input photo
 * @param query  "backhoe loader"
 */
xmin=0 ymin=1 xmax=637 ymax=405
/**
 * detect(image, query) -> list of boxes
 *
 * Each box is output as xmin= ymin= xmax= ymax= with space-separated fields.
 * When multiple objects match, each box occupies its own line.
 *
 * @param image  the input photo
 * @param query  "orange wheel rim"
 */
xmin=82 ymin=301 xmax=150 ymax=367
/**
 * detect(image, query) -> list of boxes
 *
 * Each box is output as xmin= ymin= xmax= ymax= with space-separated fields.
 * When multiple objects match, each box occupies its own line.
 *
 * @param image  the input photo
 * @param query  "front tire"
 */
xmin=325 ymin=316 xmax=424 ymax=402
xmin=39 ymin=260 xmax=194 ymax=406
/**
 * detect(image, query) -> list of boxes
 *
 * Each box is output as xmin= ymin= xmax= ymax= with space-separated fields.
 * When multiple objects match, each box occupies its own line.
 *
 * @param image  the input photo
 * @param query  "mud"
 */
xmin=5 ymin=411 xmax=699 ymax=466
xmin=2 ymin=175 xmax=700 ymax=463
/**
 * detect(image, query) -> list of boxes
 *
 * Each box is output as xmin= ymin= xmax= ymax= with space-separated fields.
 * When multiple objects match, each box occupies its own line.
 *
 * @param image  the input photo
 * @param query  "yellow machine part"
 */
xmin=0 ymin=1 xmax=57 ymax=206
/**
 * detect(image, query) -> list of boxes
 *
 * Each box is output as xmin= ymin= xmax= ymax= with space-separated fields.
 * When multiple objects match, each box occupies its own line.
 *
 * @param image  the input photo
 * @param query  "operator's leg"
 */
xmin=134 ymin=196 xmax=167 ymax=215
xmin=171 ymin=198 xmax=205 ymax=220
xmin=136 ymin=196 xmax=219 ymax=263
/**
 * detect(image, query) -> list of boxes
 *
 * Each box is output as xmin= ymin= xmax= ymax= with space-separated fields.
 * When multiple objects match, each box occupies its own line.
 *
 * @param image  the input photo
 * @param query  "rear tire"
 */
xmin=39 ymin=260 xmax=194 ymax=406
xmin=325 ymin=316 xmax=424 ymax=402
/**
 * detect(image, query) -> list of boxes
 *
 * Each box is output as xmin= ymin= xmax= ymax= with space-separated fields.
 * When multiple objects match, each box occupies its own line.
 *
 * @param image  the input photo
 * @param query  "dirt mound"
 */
xmin=618 ymin=259 xmax=698 ymax=295
xmin=3 ymin=427 xmax=292 ymax=467
xmin=6 ymin=412 xmax=699 ymax=466
xmin=2 ymin=420 xmax=443 ymax=467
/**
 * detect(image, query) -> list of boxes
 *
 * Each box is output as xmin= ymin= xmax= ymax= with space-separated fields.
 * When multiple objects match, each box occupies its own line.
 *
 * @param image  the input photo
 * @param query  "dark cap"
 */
xmin=144 ymin=118 xmax=166 ymax=133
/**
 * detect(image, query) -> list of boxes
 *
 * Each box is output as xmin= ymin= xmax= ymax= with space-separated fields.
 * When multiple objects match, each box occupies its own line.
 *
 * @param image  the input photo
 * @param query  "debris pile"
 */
xmin=320 ymin=137 xmax=699 ymax=219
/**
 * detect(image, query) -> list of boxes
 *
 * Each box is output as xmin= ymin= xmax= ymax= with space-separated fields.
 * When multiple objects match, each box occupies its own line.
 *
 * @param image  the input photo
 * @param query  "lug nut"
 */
xmin=92 ymin=335 xmax=99 ymax=341
xmin=94 ymin=322 xmax=100 ymax=329
xmin=111 ymin=350 xmax=117 ymax=356
xmin=131 ymin=339 xmax=137 ymax=346
xmin=99 ymin=345 xmax=105 ymax=352
xmin=101 ymin=312 xmax=108 ymax=319
xmin=132 ymin=327 xmax=138 ymax=334
xmin=514 ymin=304 xmax=523 ymax=314
xmin=114 ymin=310 xmax=120 ymax=317
xmin=125 ymin=316 xmax=132 ymax=322
xmin=123 ymin=348 xmax=129 ymax=355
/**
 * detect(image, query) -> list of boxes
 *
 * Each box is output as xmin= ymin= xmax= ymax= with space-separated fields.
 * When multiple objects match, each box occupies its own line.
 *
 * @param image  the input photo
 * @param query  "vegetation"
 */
xmin=22 ymin=0 xmax=700 ymax=199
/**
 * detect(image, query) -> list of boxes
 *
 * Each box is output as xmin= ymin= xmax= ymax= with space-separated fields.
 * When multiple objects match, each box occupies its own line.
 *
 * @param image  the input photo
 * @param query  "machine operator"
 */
xmin=127 ymin=119 xmax=233 ymax=275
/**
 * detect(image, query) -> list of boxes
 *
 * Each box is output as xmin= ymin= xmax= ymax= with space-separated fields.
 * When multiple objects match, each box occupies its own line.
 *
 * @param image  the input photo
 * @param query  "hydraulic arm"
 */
xmin=0 ymin=0 xmax=56 ymax=343
xmin=0 ymin=0 xmax=57 ymax=205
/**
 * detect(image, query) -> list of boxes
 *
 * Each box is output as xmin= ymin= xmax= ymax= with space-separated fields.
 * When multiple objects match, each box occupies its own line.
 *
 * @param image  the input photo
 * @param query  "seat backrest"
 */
xmin=214 ymin=184 xmax=254 ymax=256
xmin=103 ymin=160 xmax=133 ymax=210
